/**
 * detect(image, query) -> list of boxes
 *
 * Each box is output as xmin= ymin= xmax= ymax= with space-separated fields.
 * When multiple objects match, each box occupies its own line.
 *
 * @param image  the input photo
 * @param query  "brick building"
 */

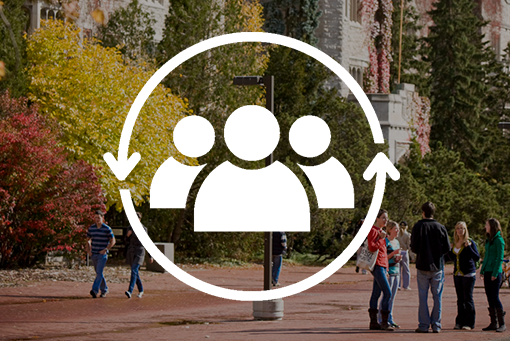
xmin=317 ymin=0 xmax=510 ymax=98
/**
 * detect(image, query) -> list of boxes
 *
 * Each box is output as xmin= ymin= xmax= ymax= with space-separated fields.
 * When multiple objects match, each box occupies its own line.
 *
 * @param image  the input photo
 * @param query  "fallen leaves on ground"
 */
xmin=0 ymin=265 xmax=158 ymax=288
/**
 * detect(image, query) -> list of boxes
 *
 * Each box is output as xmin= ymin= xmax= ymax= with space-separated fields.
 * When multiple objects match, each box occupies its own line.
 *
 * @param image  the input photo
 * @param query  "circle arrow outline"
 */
xmin=118 ymin=32 xmax=391 ymax=301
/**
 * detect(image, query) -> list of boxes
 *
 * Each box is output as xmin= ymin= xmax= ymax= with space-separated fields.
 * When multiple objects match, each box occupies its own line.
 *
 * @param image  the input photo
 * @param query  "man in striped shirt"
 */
xmin=86 ymin=210 xmax=115 ymax=298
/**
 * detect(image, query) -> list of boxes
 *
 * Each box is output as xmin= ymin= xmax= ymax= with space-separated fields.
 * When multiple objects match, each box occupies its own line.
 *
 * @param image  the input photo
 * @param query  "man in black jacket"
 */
xmin=272 ymin=232 xmax=287 ymax=286
xmin=411 ymin=202 xmax=451 ymax=333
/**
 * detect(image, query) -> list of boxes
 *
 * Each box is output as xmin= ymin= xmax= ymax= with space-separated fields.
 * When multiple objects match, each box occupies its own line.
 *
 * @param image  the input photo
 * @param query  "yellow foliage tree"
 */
xmin=27 ymin=20 xmax=197 ymax=210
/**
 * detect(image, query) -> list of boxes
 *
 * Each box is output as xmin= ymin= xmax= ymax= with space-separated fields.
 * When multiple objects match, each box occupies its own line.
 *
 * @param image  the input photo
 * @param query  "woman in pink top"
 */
xmin=367 ymin=209 xmax=394 ymax=331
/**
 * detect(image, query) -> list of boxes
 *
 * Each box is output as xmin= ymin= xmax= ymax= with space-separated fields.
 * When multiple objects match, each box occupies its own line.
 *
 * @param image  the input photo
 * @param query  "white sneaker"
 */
xmin=137 ymin=291 xmax=144 ymax=298
xmin=125 ymin=291 xmax=132 ymax=299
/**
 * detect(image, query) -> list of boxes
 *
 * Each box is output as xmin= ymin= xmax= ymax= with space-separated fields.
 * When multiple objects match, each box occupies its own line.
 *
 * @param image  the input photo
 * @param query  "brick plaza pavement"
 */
xmin=0 ymin=263 xmax=509 ymax=341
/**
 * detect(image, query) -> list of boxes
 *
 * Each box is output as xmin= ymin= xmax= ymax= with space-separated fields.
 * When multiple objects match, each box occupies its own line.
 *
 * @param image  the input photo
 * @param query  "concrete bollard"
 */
xmin=253 ymin=298 xmax=284 ymax=320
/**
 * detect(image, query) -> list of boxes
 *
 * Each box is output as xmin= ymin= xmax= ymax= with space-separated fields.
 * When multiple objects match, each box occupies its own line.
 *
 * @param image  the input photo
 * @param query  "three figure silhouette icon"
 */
xmin=150 ymin=105 xmax=354 ymax=232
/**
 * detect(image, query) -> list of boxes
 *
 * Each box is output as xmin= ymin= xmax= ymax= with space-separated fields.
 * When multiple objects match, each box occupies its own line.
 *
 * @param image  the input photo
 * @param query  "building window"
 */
xmin=40 ymin=6 xmax=64 ymax=22
xmin=349 ymin=66 xmax=364 ymax=85
xmin=350 ymin=0 xmax=361 ymax=23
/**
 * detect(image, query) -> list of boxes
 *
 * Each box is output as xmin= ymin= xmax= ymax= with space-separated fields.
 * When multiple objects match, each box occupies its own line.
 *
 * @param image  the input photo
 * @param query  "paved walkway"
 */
xmin=1 ymin=263 xmax=509 ymax=340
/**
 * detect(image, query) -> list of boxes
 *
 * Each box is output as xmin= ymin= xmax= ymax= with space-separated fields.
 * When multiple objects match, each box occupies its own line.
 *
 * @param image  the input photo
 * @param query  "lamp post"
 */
xmin=234 ymin=75 xmax=283 ymax=320
xmin=233 ymin=75 xmax=274 ymax=291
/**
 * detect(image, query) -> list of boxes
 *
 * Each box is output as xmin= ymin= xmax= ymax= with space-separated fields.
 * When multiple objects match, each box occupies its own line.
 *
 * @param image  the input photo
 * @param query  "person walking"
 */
xmin=446 ymin=221 xmax=480 ymax=330
xmin=86 ymin=210 xmax=115 ymax=298
xmin=125 ymin=212 xmax=153 ymax=299
xmin=272 ymin=231 xmax=287 ymax=287
xmin=397 ymin=221 xmax=411 ymax=290
xmin=379 ymin=220 xmax=402 ymax=329
xmin=480 ymin=218 xmax=506 ymax=332
xmin=355 ymin=218 xmax=367 ymax=275
xmin=411 ymin=202 xmax=450 ymax=333
xmin=367 ymin=209 xmax=394 ymax=331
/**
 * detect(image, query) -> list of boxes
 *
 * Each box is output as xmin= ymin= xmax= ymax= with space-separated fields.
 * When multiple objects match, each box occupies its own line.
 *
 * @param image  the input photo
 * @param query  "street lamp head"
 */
xmin=498 ymin=122 xmax=510 ymax=130
xmin=233 ymin=76 xmax=264 ymax=86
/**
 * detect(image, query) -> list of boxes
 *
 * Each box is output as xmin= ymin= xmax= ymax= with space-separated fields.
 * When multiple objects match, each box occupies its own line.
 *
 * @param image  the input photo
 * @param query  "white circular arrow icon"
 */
xmin=103 ymin=32 xmax=400 ymax=301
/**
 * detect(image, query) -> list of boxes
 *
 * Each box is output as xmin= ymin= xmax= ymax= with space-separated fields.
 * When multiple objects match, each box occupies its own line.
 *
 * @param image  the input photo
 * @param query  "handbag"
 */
xmin=356 ymin=239 xmax=379 ymax=271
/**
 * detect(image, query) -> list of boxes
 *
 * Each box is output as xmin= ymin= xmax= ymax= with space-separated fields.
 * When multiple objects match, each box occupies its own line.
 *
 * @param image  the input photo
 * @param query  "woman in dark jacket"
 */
xmin=480 ymin=218 xmax=506 ymax=332
xmin=125 ymin=212 xmax=152 ymax=299
xmin=447 ymin=221 xmax=480 ymax=330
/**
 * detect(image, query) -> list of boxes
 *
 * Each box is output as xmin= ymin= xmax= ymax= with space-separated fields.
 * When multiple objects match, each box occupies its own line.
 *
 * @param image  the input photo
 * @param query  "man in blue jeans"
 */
xmin=411 ymin=202 xmax=450 ymax=333
xmin=86 ymin=210 xmax=115 ymax=298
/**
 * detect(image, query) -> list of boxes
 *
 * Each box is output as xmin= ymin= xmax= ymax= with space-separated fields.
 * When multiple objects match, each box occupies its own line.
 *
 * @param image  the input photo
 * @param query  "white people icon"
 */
xmin=149 ymin=105 xmax=354 ymax=232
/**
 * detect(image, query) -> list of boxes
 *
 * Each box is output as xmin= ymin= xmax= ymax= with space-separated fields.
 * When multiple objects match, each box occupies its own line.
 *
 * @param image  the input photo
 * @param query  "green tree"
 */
xmin=156 ymin=0 xmax=268 ymax=255
xmin=0 ymin=0 xmax=29 ymax=97
xmin=264 ymin=45 xmax=387 ymax=259
xmin=263 ymin=0 xmax=321 ymax=45
xmin=263 ymin=2 xmax=387 ymax=259
xmin=382 ymin=141 xmax=426 ymax=223
xmin=97 ymin=0 xmax=156 ymax=61
xmin=385 ymin=142 xmax=507 ymax=245
xmin=482 ymin=42 xmax=510 ymax=184
xmin=425 ymin=0 xmax=495 ymax=170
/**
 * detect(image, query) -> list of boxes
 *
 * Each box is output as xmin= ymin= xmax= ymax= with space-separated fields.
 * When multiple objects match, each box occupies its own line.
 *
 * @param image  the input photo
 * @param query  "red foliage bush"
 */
xmin=0 ymin=92 xmax=105 ymax=268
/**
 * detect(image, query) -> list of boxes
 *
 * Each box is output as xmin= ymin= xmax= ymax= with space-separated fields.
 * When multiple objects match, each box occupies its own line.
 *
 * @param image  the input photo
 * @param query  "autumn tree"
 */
xmin=27 ymin=20 xmax=196 ymax=210
xmin=0 ymin=92 xmax=105 ymax=268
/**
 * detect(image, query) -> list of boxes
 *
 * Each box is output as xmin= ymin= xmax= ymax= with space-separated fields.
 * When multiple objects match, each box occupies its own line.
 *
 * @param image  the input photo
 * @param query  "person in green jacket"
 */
xmin=480 ymin=218 xmax=506 ymax=332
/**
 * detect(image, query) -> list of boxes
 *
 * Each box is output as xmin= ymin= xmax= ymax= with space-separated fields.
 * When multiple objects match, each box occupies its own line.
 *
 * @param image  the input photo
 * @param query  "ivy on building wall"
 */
xmin=361 ymin=0 xmax=393 ymax=93
xmin=410 ymin=93 xmax=431 ymax=156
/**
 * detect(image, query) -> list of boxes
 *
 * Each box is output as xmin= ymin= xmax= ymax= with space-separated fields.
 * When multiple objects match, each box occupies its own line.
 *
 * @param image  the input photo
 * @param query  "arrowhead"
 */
xmin=363 ymin=152 xmax=400 ymax=181
xmin=103 ymin=152 xmax=141 ymax=181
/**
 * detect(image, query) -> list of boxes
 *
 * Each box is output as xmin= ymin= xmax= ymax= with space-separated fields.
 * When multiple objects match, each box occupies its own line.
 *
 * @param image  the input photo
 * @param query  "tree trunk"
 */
xmin=170 ymin=207 xmax=186 ymax=244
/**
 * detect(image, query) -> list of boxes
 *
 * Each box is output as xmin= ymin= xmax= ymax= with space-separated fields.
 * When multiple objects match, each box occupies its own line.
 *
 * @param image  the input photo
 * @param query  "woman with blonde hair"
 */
xmin=379 ymin=220 xmax=402 ymax=328
xmin=480 ymin=218 xmax=506 ymax=332
xmin=446 ymin=221 xmax=479 ymax=330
